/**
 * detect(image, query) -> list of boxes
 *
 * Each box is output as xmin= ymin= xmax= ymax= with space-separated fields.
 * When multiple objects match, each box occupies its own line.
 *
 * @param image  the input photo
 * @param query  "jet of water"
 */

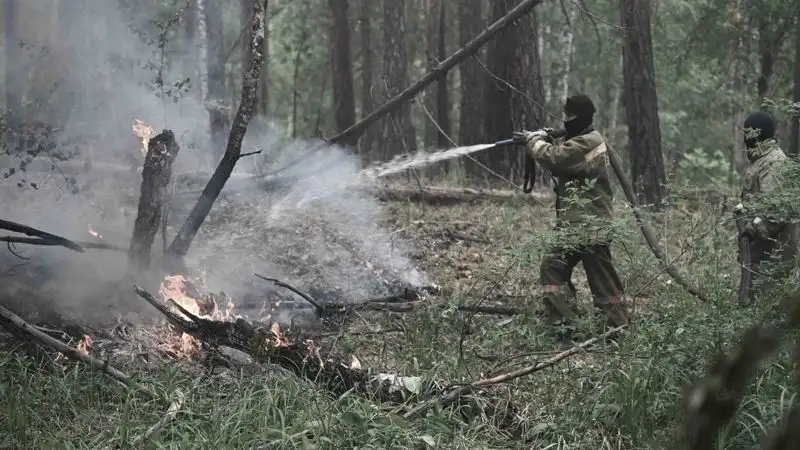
xmin=360 ymin=143 xmax=497 ymax=180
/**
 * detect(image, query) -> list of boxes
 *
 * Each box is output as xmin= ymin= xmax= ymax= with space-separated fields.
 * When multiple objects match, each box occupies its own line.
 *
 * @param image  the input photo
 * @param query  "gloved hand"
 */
xmin=740 ymin=218 xmax=769 ymax=240
xmin=513 ymin=130 xmax=549 ymax=146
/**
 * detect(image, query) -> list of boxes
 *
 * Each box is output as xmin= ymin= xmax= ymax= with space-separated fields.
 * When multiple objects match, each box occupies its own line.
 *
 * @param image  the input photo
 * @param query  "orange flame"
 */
xmin=132 ymin=119 xmax=154 ymax=156
xmin=87 ymin=224 xmax=103 ymax=240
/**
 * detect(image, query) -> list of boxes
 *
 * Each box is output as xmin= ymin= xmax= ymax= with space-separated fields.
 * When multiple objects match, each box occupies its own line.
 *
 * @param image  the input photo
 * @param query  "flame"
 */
xmin=87 ymin=224 xmax=103 ymax=240
xmin=132 ymin=119 xmax=155 ymax=156
xmin=270 ymin=323 xmax=289 ymax=347
xmin=77 ymin=335 xmax=93 ymax=355
xmin=158 ymin=274 xmax=236 ymax=321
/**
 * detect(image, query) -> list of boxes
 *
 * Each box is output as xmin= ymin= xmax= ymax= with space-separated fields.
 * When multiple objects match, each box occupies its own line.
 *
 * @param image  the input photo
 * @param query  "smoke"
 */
xmin=0 ymin=2 xmax=428 ymax=325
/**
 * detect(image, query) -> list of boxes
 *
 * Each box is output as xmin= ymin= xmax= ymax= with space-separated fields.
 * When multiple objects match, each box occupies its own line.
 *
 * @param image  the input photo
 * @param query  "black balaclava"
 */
xmin=743 ymin=111 xmax=775 ymax=149
xmin=563 ymin=94 xmax=596 ymax=139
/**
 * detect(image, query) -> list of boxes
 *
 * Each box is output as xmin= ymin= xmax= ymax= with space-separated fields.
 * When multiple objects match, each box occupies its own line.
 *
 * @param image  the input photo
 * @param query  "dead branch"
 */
xmin=370 ymin=184 xmax=551 ymax=205
xmin=0 ymin=219 xmax=85 ymax=252
xmin=403 ymin=324 xmax=627 ymax=419
xmin=606 ymin=146 xmax=708 ymax=301
xmin=166 ymin=4 xmax=267 ymax=259
xmin=128 ymin=130 xmax=181 ymax=273
xmin=254 ymin=274 xmax=325 ymax=315
xmin=0 ymin=304 xmax=155 ymax=399
xmin=0 ymin=236 xmax=127 ymax=252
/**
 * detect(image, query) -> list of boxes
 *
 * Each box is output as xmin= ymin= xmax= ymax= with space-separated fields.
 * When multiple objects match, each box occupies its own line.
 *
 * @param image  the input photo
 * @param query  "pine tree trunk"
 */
xmin=483 ymin=0 xmax=515 ymax=176
xmin=329 ymin=0 xmax=357 ymax=147
xmin=621 ymin=0 xmax=666 ymax=209
xmin=358 ymin=0 xmax=377 ymax=160
xmin=206 ymin=0 xmax=229 ymax=159
xmin=457 ymin=0 xmax=485 ymax=177
xmin=558 ymin=3 xmax=577 ymax=106
xmin=509 ymin=9 xmax=546 ymax=182
xmin=380 ymin=0 xmax=417 ymax=159
xmin=4 ymin=0 xmax=22 ymax=153
xmin=789 ymin=19 xmax=800 ymax=157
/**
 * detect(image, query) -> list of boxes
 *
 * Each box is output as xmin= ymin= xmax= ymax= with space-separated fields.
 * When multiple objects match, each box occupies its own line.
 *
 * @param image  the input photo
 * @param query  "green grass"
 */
xmin=2 ymin=194 xmax=799 ymax=449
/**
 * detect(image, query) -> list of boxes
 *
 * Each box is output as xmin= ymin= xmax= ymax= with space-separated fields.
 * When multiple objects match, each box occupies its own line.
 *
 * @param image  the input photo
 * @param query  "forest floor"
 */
xmin=0 ymin=193 xmax=795 ymax=449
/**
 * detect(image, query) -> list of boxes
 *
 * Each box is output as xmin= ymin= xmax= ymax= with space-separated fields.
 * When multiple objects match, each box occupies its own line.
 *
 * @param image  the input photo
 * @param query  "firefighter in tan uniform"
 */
xmin=513 ymin=94 xmax=630 ymax=327
xmin=738 ymin=111 xmax=797 ymax=299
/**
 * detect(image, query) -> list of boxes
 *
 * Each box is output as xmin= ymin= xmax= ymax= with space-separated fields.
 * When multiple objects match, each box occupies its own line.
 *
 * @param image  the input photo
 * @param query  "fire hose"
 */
xmin=492 ymin=128 xmax=708 ymax=302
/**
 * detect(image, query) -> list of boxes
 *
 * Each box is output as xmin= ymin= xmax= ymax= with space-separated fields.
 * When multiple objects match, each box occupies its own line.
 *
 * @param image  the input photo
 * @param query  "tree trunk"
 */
xmin=329 ymin=0 xmax=357 ymax=147
xmin=242 ymin=0 xmax=269 ymax=116
xmin=789 ymin=18 xmax=800 ymax=157
xmin=538 ymin=22 xmax=552 ymax=105
xmin=435 ymin=2 xmax=450 ymax=150
xmin=380 ymin=0 xmax=417 ymax=159
xmin=621 ymin=0 xmax=666 ymax=209
xmin=206 ymin=0 xmax=229 ymax=159
xmin=458 ymin=0 xmax=485 ymax=176
xmin=4 ymin=0 xmax=22 ymax=153
xmin=423 ymin=0 xmax=450 ymax=150
xmin=357 ymin=0 xmax=377 ymax=160
xmin=167 ymin=0 xmax=267 ymax=260
xmin=509 ymin=9 xmax=546 ymax=181
xmin=483 ymin=0 xmax=515 ymax=176
xmin=757 ymin=18 xmax=776 ymax=109
xmin=730 ymin=3 xmax=748 ymax=177
xmin=558 ymin=3 xmax=577 ymax=106
xmin=128 ymin=131 xmax=180 ymax=274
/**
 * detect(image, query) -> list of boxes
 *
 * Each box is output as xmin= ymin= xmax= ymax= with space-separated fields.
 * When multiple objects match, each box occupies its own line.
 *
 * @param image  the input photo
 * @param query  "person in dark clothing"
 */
xmin=738 ymin=111 xmax=798 ymax=299
xmin=513 ymin=95 xmax=630 ymax=327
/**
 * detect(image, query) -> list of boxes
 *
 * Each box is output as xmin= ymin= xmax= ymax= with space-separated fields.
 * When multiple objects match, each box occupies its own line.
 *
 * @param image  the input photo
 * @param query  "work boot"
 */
xmin=538 ymin=284 xmax=579 ymax=325
xmin=595 ymin=295 xmax=631 ymax=328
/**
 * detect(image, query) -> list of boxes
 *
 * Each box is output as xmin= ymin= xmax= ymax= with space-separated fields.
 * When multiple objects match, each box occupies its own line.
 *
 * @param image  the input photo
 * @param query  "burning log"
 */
xmin=133 ymin=285 xmax=425 ymax=402
xmin=128 ymin=130 xmax=180 ymax=273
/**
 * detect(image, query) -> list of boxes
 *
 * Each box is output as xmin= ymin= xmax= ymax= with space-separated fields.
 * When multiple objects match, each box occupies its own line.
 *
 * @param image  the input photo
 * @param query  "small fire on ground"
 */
xmin=131 ymin=119 xmax=154 ymax=156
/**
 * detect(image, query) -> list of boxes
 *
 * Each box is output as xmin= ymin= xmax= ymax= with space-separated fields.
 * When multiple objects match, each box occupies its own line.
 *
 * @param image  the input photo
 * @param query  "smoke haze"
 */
xmin=0 ymin=1 xmax=428 ymax=326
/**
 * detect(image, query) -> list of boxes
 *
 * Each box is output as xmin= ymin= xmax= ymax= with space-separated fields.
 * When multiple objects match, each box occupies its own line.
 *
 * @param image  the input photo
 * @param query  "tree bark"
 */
xmin=729 ymin=2 xmax=747 ymax=176
xmin=558 ymin=2 xmax=577 ymax=106
xmin=621 ymin=0 xmax=666 ymax=209
xmin=380 ymin=0 xmax=417 ymax=159
xmin=167 ymin=0 xmax=267 ymax=259
xmin=128 ymin=131 xmax=181 ymax=274
xmin=483 ymin=0 xmax=515 ymax=175
xmin=789 ymin=17 xmax=800 ymax=157
xmin=329 ymin=0 xmax=358 ymax=147
xmin=4 ymin=0 xmax=22 ymax=153
xmin=434 ymin=2 xmax=450 ymax=150
xmin=206 ymin=0 xmax=229 ymax=159
xmin=357 ymin=0 xmax=377 ymax=160
xmin=458 ymin=0 xmax=485 ymax=176
xmin=509 ymin=9 xmax=546 ymax=180
xmin=423 ymin=0 xmax=450 ymax=150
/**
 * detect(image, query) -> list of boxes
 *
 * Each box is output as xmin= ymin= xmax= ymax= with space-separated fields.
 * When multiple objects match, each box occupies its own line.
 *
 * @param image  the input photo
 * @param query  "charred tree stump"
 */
xmin=128 ymin=130 xmax=180 ymax=274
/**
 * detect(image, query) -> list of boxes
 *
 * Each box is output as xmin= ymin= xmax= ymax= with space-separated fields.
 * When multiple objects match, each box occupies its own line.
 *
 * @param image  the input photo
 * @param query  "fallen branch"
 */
xmin=0 ymin=236 xmax=126 ymax=252
xmin=606 ymin=146 xmax=708 ymax=301
xmin=254 ymin=274 xmax=324 ymax=315
xmin=370 ymin=184 xmax=551 ymax=205
xmin=0 ymin=304 xmax=155 ymax=399
xmin=403 ymin=324 xmax=627 ymax=419
xmin=0 ymin=219 xmax=85 ymax=252
xmin=167 ymin=4 xmax=266 ymax=259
